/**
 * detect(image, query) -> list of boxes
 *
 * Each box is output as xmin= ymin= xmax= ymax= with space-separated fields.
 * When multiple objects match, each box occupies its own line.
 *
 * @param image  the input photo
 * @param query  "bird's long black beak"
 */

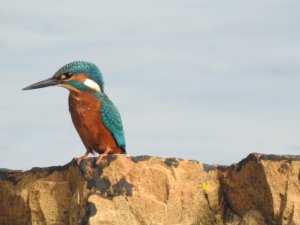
xmin=22 ymin=77 xmax=60 ymax=90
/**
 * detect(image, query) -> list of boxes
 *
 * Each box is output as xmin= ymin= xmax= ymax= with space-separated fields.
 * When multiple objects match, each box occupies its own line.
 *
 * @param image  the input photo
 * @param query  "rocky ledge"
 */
xmin=0 ymin=153 xmax=299 ymax=225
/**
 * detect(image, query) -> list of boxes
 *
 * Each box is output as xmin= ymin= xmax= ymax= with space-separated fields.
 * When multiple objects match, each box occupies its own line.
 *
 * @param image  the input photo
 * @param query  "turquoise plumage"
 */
xmin=98 ymin=93 xmax=126 ymax=151
xmin=56 ymin=61 xmax=105 ymax=91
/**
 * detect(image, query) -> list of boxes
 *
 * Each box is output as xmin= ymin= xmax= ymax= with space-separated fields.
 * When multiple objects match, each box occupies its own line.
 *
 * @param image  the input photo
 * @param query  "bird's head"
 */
xmin=23 ymin=61 xmax=104 ymax=93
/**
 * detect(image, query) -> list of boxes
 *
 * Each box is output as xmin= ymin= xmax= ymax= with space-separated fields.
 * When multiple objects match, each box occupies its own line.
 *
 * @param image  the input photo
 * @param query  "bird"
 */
xmin=23 ymin=61 xmax=126 ymax=165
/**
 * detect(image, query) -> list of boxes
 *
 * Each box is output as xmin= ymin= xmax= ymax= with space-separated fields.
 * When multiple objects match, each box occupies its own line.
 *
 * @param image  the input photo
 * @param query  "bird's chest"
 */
xmin=69 ymin=95 xmax=97 ymax=115
xmin=69 ymin=92 xmax=100 ymax=120
xmin=68 ymin=92 xmax=103 ymax=146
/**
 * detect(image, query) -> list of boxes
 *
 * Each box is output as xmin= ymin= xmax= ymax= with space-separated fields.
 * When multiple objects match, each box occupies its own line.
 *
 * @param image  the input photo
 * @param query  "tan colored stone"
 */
xmin=0 ymin=164 xmax=88 ymax=225
xmin=222 ymin=153 xmax=300 ymax=225
xmin=82 ymin=156 xmax=223 ymax=225
xmin=0 ymin=153 xmax=299 ymax=225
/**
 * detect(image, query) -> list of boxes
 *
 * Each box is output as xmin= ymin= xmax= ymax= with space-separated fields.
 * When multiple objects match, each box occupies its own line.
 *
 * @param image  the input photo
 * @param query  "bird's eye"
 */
xmin=61 ymin=72 xmax=73 ymax=79
xmin=64 ymin=72 xmax=73 ymax=78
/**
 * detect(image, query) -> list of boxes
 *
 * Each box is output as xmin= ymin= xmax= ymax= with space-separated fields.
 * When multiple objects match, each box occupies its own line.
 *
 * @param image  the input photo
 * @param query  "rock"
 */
xmin=80 ymin=156 xmax=223 ymax=225
xmin=0 ymin=163 xmax=88 ymax=225
xmin=221 ymin=153 xmax=300 ymax=225
xmin=0 ymin=153 xmax=299 ymax=225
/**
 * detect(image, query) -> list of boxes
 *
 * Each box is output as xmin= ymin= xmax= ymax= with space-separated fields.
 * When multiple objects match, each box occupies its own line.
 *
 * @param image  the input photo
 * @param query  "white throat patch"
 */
xmin=84 ymin=79 xmax=101 ymax=92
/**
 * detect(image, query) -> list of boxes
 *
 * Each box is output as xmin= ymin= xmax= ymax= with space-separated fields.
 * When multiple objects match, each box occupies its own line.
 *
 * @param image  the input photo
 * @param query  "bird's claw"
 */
xmin=96 ymin=154 xmax=108 ymax=165
xmin=96 ymin=147 xmax=112 ymax=165
xmin=76 ymin=154 xmax=89 ymax=165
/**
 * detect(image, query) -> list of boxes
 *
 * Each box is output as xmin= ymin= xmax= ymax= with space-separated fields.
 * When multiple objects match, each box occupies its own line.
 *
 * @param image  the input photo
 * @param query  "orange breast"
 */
xmin=68 ymin=91 xmax=122 ymax=154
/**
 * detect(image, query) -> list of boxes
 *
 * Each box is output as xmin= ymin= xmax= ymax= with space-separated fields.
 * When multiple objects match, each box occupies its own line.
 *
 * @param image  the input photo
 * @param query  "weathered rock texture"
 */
xmin=0 ymin=153 xmax=299 ymax=225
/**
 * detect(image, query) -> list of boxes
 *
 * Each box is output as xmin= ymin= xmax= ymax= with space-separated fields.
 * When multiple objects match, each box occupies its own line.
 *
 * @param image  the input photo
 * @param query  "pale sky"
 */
xmin=1 ymin=1 xmax=300 ymax=170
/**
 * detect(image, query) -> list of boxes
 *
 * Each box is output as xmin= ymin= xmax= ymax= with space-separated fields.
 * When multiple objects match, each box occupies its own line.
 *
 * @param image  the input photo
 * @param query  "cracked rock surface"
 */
xmin=0 ymin=153 xmax=299 ymax=225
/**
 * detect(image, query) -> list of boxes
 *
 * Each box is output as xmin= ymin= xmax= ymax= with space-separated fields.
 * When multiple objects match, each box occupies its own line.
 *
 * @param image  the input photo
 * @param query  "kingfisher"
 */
xmin=23 ymin=61 xmax=126 ymax=165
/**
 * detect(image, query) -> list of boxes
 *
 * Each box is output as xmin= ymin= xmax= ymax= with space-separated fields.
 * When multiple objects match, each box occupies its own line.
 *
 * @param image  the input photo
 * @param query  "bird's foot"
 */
xmin=96 ymin=153 xmax=108 ymax=165
xmin=96 ymin=147 xmax=112 ymax=165
xmin=76 ymin=154 xmax=90 ymax=165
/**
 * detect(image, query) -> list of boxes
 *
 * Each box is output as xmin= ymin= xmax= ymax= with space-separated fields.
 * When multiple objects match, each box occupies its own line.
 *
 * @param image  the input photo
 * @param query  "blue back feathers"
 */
xmin=56 ymin=61 xmax=104 ymax=91
xmin=97 ymin=93 xmax=126 ymax=152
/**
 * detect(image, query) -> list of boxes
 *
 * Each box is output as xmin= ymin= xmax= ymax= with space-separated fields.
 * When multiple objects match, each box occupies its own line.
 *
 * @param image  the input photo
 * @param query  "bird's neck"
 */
xmin=68 ymin=90 xmax=106 ymax=104
xmin=69 ymin=90 xmax=93 ymax=103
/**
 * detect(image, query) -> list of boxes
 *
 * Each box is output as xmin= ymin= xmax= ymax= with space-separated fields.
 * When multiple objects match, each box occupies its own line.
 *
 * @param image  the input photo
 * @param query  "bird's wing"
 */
xmin=99 ymin=94 xmax=126 ymax=151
